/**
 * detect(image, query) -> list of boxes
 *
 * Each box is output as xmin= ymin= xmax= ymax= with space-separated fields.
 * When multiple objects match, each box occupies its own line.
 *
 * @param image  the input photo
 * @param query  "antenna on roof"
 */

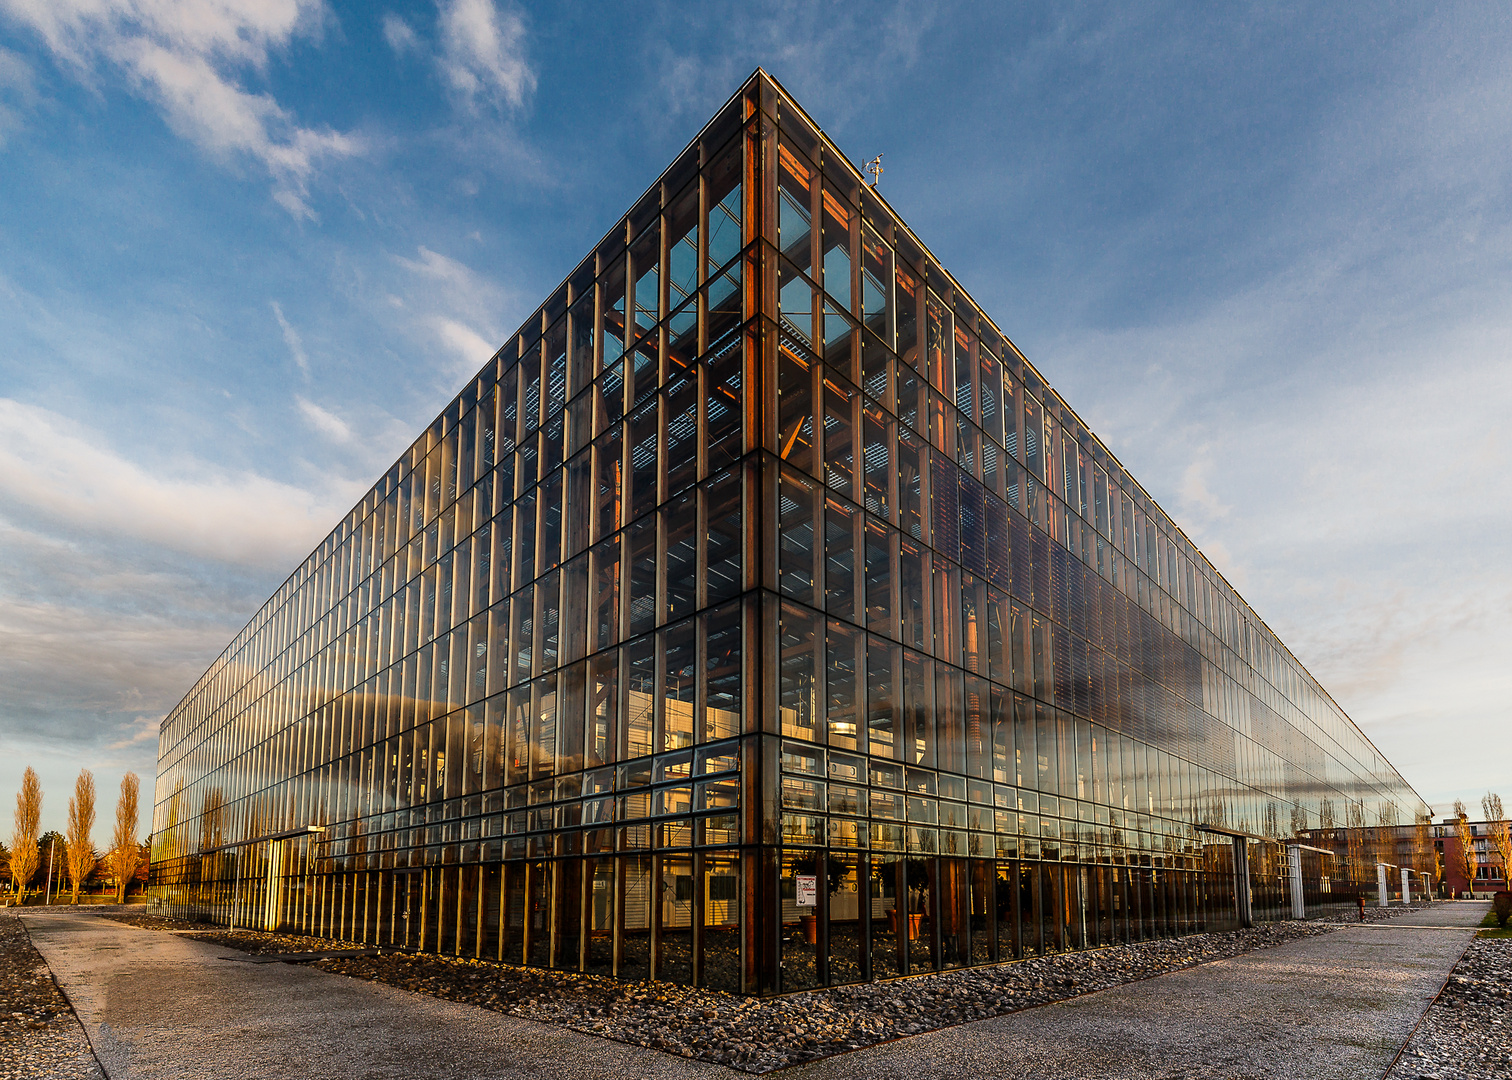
xmin=865 ymin=154 xmax=883 ymax=189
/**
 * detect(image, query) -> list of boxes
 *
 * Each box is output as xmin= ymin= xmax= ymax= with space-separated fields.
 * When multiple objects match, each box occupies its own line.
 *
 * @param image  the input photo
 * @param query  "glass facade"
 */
xmin=150 ymin=72 xmax=1430 ymax=994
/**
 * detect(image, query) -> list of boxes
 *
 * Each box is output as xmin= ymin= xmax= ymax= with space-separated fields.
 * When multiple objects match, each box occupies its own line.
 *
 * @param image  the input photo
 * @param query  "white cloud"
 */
xmin=436 ymin=0 xmax=534 ymax=112
xmin=0 ymin=0 xmax=360 ymax=217
xmin=270 ymin=299 xmax=309 ymax=374
xmin=0 ymin=397 xmax=364 ymax=569
xmin=431 ymin=316 xmax=495 ymax=373
xmin=382 ymin=12 xmax=420 ymax=56
xmin=1177 ymin=453 xmax=1228 ymax=523
xmin=109 ymin=713 xmax=163 ymax=750
xmin=396 ymin=243 xmax=488 ymax=288
xmin=393 ymin=245 xmax=508 ymax=376
xmin=295 ymin=395 xmax=350 ymax=442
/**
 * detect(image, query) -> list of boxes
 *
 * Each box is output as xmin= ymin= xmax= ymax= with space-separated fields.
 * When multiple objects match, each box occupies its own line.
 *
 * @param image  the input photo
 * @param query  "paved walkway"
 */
xmin=21 ymin=911 xmax=725 ymax=1079
xmin=21 ymin=902 xmax=1488 ymax=1080
xmin=791 ymin=901 xmax=1491 ymax=1080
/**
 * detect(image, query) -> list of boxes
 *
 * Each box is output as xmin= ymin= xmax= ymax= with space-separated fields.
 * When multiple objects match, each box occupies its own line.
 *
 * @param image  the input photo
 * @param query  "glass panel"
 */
xmin=869 ymin=853 xmax=902 ymax=978
xmin=704 ymin=603 xmax=742 ymax=741
xmin=620 ymin=854 xmax=652 ymax=980
xmin=705 ymin=137 xmax=743 ymax=276
xmin=662 ymin=618 xmax=696 ymax=752
xmin=666 ymin=182 xmax=698 ymax=314
xmin=780 ymin=850 xmax=819 ymax=991
xmin=826 ymin=620 xmax=862 ymax=751
xmin=827 ymin=852 xmax=863 ymax=985
xmin=778 ymin=347 xmax=816 ymax=473
xmin=778 ymin=142 xmax=813 ymax=272
xmin=658 ymin=855 xmax=694 ymax=984
xmin=631 ymin=226 xmax=660 ymax=339
xmin=821 ymin=183 xmax=852 ymax=309
xmin=779 ymin=603 xmax=819 ymax=742
xmin=584 ymin=855 xmax=614 ymax=976
xmin=702 ymin=855 xmax=741 ymax=991
xmin=779 ymin=469 xmax=818 ymax=604
xmin=904 ymin=856 xmax=936 ymax=973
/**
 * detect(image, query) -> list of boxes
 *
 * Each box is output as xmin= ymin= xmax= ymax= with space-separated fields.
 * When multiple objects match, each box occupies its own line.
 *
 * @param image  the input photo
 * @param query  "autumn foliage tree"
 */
xmin=1452 ymin=800 xmax=1479 ymax=896
xmin=10 ymin=768 xmax=41 ymax=900
xmin=66 ymin=769 xmax=96 ymax=904
xmin=109 ymin=773 xmax=139 ymax=903
xmin=1482 ymin=793 xmax=1511 ymax=888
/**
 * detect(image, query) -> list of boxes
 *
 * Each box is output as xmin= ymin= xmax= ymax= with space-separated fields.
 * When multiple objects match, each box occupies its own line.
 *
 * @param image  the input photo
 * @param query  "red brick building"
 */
xmin=1433 ymin=817 xmax=1510 ymax=899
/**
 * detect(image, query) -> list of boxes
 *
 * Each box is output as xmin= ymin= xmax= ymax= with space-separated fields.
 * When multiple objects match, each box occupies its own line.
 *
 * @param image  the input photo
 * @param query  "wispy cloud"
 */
xmin=0 ymin=395 xmax=372 ymax=828
xmin=0 ymin=513 xmax=264 ymax=831
xmin=0 ymin=397 xmax=364 ymax=569
xmin=382 ymin=12 xmax=421 ymax=57
xmin=0 ymin=43 xmax=36 ymax=145
xmin=393 ymin=245 xmax=509 ymax=377
xmin=644 ymin=1 xmax=937 ymax=130
xmin=295 ymin=395 xmax=350 ymax=443
xmin=270 ymin=300 xmax=309 ymax=375
xmin=396 ymin=243 xmax=491 ymax=288
xmin=430 ymin=316 xmax=495 ymax=373
xmin=0 ymin=0 xmax=360 ymax=217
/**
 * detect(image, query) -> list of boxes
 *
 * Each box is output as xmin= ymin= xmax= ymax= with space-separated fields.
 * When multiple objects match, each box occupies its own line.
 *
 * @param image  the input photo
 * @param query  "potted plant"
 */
xmin=883 ymin=859 xmax=931 ymax=940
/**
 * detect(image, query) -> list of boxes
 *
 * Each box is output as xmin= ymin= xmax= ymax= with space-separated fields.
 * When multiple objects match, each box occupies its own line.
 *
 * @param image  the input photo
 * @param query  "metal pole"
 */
xmin=1288 ymin=844 xmax=1305 ymax=920
xmin=230 ymin=850 xmax=240 ymax=931
xmin=1233 ymin=836 xmax=1253 ymax=928
xmin=44 ymin=837 xmax=57 ymax=905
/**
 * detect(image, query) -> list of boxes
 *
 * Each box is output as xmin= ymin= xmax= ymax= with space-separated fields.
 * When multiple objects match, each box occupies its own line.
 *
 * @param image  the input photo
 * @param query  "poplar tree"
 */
xmin=66 ymin=770 xmax=96 ymax=904
xmin=110 ymin=773 xmax=140 ymax=903
xmin=9 ymin=768 xmax=41 ymax=899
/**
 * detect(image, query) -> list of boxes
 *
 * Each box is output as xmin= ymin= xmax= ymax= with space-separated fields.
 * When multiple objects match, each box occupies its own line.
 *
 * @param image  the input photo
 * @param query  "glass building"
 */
xmin=150 ymin=71 xmax=1430 ymax=994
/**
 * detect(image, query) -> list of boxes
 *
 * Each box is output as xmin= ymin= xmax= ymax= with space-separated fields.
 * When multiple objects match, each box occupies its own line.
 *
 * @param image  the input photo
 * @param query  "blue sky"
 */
xmin=2 ymin=1 xmax=1509 ymax=837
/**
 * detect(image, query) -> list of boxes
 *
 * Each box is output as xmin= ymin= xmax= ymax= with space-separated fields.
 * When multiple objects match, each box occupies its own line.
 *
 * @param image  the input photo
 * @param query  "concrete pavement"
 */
xmin=788 ymin=901 xmax=1490 ymax=1080
xmin=21 ymin=902 xmax=1489 ymax=1079
xmin=21 ymin=911 xmax=730 ymax=1079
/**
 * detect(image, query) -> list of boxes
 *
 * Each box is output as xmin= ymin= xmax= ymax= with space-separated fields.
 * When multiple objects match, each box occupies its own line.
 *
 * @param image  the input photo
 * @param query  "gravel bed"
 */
xmin=110 ymin=913 xmax=1337 ymax=1072
xmin=1386 ymin=937 xmax=1512 ymax=1080
xmin=102 ymin=912 xmax=366 ymax=956
xmin=0 ymin=911 xmax=103 ymax=1080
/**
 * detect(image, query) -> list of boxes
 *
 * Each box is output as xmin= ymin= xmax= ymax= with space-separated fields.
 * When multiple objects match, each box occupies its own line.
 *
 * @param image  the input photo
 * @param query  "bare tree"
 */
xmin=110 ymin=773 xmax=139 ymax=904
xmin=66 ymin=770 xmax=96 ymax=905
xmin=1482 ymin=793 xmax=1511 ymax=889
xmin=10 ymin=767 xmax=41 ymax=900
xmin=1452 ymin=799 xmax=1479 ymax=897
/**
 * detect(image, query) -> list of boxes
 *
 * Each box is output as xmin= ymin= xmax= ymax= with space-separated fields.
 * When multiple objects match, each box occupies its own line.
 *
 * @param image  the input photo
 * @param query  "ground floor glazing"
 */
xmin=151 ymin=836 xmax=1379 ymax=995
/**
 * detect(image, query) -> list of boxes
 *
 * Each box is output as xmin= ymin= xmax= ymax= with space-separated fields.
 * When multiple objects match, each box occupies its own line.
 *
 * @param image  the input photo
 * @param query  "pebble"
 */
xmin=1385 ymin=936 xmax=1512 ymax=1080
xmin=0 ymin=911 xmax=104 ymax=1080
